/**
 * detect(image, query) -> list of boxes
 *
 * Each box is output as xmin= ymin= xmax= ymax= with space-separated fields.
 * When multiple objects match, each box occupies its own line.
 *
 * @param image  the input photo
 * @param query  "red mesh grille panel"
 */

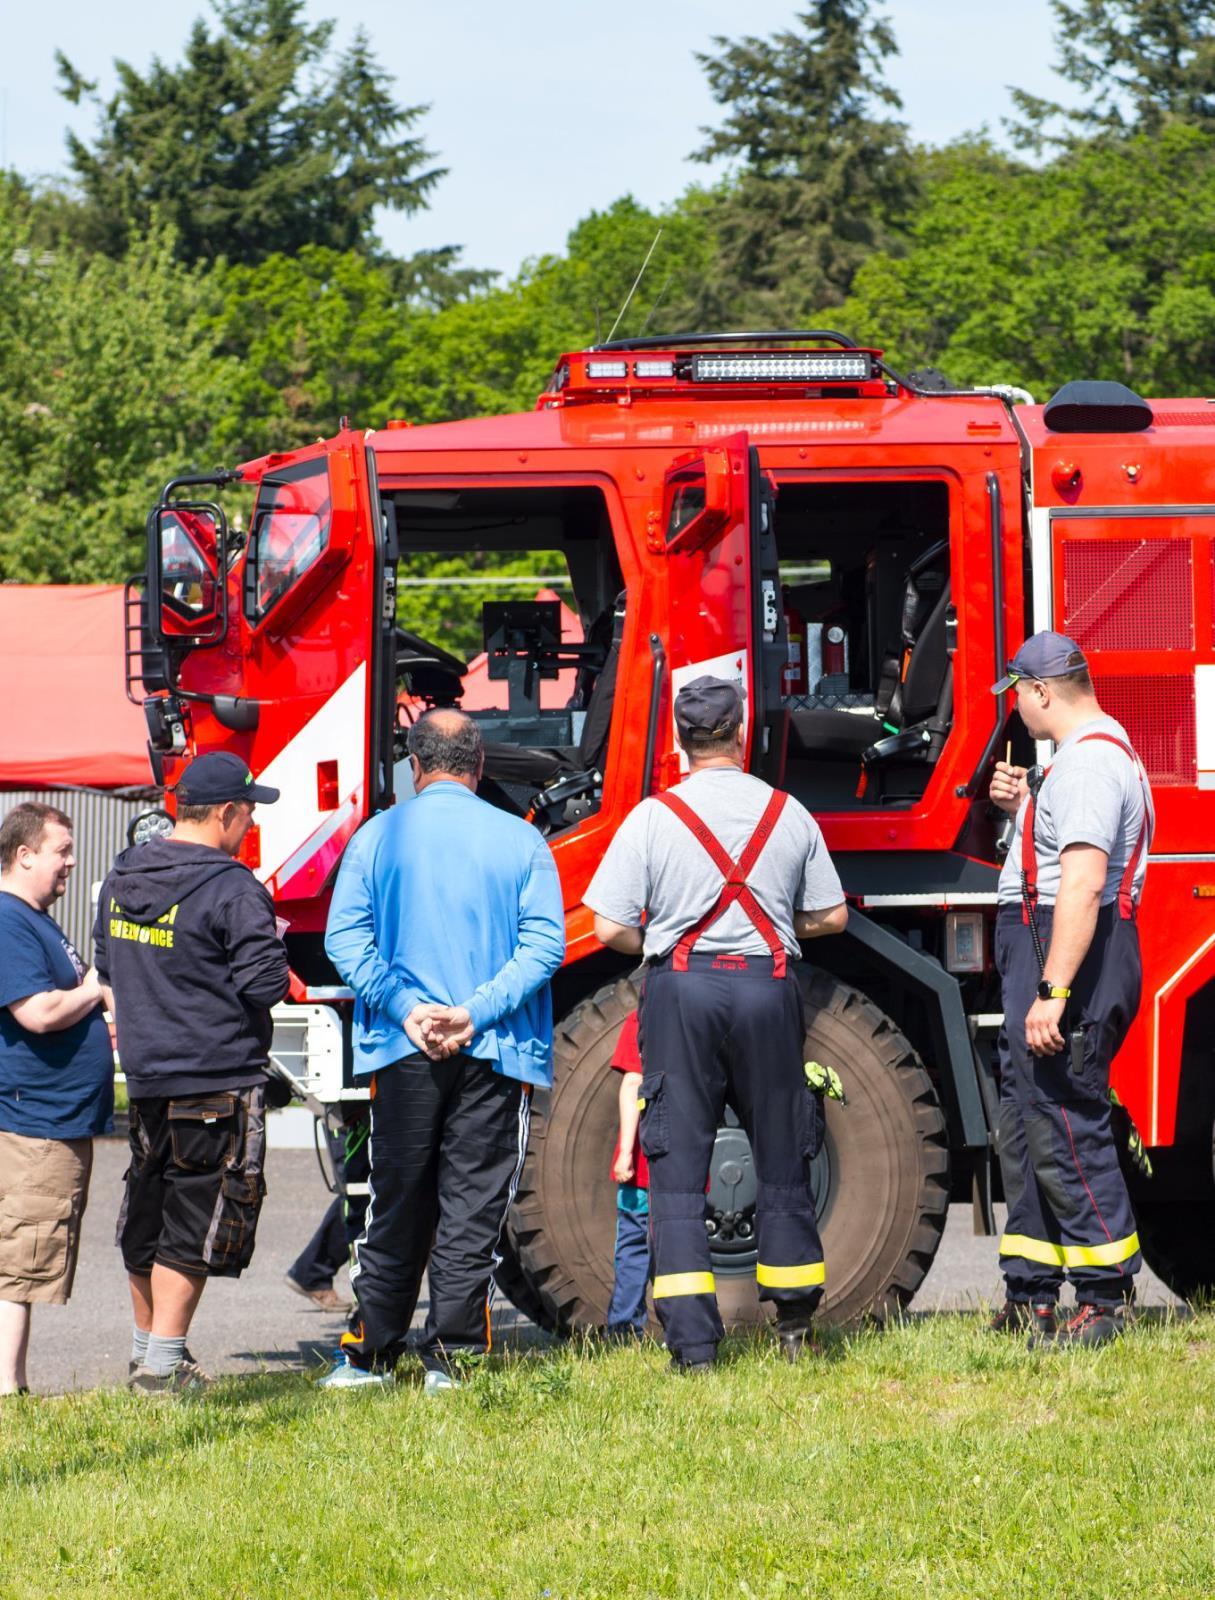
xmin=1097 ymin=676 xmax=1196 ymax=786
xmin=1064 ymin=538 xmax=1192 ymax=651
xmin=1152 ymin=411 xmax=1215 ymax=427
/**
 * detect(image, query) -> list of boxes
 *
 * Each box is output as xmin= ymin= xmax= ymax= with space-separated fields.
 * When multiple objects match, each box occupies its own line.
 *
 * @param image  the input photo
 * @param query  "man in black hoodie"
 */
xmin=94 ymin=752 xmax=290 ymax=1392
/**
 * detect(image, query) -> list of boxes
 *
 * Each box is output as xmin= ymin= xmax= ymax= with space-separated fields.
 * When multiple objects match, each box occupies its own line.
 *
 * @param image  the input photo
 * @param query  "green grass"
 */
xmin=3 ymin=1314 xmax=1214 ymax=1598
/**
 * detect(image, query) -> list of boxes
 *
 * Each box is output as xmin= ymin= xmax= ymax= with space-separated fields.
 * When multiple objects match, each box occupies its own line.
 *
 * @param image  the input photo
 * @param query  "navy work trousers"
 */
xmin=638 ymin=952 xmax=823 ymax=1365
xmin=343 ymin=1054 xmax=529 ymax=1373
xmin=995 ymin=903 xmax=1142 ymax=1306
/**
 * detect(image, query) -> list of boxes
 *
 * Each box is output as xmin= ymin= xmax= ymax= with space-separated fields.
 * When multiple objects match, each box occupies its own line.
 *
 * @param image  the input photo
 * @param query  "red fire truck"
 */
xmin=127 ymin=332 xmax=1215 ymax=1325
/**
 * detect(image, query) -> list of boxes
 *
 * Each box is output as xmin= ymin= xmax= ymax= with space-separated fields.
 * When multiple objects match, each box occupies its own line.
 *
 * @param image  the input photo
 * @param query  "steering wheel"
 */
xmin=396 ymin=626 xmax=468 ymax=678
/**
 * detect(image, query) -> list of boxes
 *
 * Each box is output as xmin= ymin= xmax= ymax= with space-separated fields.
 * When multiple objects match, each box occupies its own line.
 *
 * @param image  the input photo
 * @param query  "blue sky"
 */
xmin=3 ymin=1 xmax=1069 ymax=277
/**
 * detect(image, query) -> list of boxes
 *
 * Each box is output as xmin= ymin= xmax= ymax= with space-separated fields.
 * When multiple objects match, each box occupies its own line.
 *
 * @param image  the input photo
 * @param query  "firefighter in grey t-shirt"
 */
xmin=988 ymin=632 xmax=1153 ymax=1348
xmin=585 ymin=677 xmax=847 ymax=1371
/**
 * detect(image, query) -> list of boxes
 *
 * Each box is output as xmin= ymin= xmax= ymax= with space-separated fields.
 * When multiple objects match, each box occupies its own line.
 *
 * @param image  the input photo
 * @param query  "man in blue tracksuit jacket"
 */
xmin=320 ymin=709 xmax=565 ymax=1390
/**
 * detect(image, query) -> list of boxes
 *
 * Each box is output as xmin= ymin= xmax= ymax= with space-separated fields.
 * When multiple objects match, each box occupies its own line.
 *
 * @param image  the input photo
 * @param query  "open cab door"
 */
xmin=141 ymin=434 xmax=393 ymax=905
xmin=232 ymin=435 xmax=396 ymax=900
xmin=659 ymin=434 xmax=785 ymax=786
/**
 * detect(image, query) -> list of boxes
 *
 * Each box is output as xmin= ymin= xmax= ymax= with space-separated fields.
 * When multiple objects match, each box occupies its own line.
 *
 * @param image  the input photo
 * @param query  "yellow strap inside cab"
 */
xmin=999 ymin=1231 xmax=1140 ymax=1268
xmin=652 ymin=1271 xmax=716 ymax=1299
xmin=756 ymin=1261 xmax=826 ymax=1289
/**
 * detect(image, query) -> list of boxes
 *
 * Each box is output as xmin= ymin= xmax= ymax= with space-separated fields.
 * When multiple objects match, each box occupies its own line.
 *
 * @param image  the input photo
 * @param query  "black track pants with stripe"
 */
xmin=995 ymin=904 xmax=1142 ymax=1306
xmin=638 ymin=953 xmax=824 ymax=1366
xmin=343 ymin=1053 xmax=528 ymax=1372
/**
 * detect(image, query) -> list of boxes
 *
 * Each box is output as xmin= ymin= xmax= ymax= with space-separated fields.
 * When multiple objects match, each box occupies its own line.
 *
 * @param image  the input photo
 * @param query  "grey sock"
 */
xmin=131 ymin=1327 xmax=150 ymax=1366
xmin=143 ymin=1334 xmax=187 ymax=1377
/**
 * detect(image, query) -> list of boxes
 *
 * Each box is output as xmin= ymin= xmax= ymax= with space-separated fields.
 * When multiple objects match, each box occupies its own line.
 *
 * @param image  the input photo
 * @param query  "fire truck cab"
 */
xmin=130 ymin=332 xmax=1215 ymax=1325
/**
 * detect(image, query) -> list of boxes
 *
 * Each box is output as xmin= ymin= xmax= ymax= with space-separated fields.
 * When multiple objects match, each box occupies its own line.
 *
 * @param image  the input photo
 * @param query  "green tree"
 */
xmin=56 ymin=0 xmax=443 ymax=264
xmin=0 ymin=200 xmax=232 ymax=583
xmin=838 ymin=126 xmax=1215 ymax=398
xmin=1010 ymin=0 xmax=1215 ymax=147
xmin=209 ymin=245 xmax=413 ymax=457
xmin=692 ymin=0 xmax=917 ymax=325
xmin=389 ymin=194 xmax=717 ymax=425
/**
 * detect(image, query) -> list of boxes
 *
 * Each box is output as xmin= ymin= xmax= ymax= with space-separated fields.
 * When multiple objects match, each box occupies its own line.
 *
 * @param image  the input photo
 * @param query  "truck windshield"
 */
xmin=245 ymin=458 xmax=331 ymax=623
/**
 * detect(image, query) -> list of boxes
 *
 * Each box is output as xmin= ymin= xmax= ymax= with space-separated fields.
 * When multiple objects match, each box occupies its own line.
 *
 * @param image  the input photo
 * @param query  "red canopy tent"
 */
xmin=0 ymin=585 xmax=150 ymax=788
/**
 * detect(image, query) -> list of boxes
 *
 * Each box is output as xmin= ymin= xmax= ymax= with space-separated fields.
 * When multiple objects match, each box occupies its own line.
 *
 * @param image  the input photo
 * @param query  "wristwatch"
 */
xmin=1037 ymin=979 xmax=1071 ymax=1001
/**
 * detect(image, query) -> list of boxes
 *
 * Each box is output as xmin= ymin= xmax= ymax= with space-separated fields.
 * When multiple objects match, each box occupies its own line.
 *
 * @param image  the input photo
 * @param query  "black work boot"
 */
xmin=775 ymin=1315 xmax=820 ymax=1362
xmin=1034 ymin=1303 xmax=1122 ymax=1350
xmin=668 ymin=1353 xmax=715 ymax=1375
xmin=989 ymin=1300 xmax=1056 ymax=1337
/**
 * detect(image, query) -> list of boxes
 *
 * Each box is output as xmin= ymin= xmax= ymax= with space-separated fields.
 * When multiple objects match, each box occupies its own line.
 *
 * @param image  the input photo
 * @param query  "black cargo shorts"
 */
xmin=118 ymin=1084 xmax=268 ymax=1278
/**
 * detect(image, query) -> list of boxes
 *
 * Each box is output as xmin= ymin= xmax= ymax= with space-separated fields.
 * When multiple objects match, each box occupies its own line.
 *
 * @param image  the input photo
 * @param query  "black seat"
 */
xmin=883 ymin=541 xmax=948 ymax=726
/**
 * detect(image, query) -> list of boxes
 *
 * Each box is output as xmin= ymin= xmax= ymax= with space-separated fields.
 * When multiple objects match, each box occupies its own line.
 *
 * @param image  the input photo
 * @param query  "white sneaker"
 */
xmin=318 ymin=1355 xmax=392 ymax=1390
xmin=423 ymin=1369 xmax=460 ymax=1395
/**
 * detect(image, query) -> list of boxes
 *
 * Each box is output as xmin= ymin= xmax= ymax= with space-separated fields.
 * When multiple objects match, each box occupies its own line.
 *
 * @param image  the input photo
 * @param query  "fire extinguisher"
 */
xmin=782 ymin=591 xmax=808 ymax=696
xmin=818 ymin=608 xmax=850 ymax=695
xmin=822 ymin=621 xmax=847 ymax=678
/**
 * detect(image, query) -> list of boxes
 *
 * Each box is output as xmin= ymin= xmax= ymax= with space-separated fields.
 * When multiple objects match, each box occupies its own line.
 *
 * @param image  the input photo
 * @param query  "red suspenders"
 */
xmin=1021 ymin=732 xmax=1152 ymax=922
xmin=654 ymin=788 xmax=790 ymax=978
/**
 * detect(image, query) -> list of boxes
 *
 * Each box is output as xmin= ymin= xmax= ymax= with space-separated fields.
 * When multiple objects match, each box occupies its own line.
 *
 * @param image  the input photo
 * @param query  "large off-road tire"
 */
xmin=504 ymin=969 xmax=950 ymax=1332
xmin=491 ymin=1237 xmax=555 ymax=1329
xmin=1124 ymin=1134 xmax=1215 ymax=1302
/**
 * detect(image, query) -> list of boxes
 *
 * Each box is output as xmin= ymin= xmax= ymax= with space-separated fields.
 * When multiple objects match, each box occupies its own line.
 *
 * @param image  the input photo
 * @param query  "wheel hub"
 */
xmin=705 ymin=1119 xmax=832 ymax=1274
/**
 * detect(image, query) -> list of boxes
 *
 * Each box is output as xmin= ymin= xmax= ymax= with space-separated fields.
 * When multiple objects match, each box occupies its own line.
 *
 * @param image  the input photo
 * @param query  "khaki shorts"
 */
xmin=0 ymin=1130 xmax=93 ymax=1304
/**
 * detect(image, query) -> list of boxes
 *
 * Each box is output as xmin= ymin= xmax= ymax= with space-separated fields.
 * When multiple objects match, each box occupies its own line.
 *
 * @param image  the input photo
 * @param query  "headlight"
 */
xmin=127 ymin=808 xmax=175 ymax=848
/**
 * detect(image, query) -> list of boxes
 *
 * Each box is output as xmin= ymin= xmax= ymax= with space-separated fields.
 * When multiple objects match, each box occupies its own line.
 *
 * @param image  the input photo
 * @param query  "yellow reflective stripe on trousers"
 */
xmin=652 ymin=1271 xmax=715 ymax=1299
xmin=999 ymin=1231 xmax=1140 ymax=1268
xmin=756 ymin=1261 xmax=826 ymax=1289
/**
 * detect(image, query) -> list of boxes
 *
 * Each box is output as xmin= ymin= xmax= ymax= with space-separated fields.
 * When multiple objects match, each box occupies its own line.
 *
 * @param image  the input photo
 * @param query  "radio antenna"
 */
xmin=603 ymin=227 xmax=663 ymax=345
xmin=636 ymin=272 xmax=673 ymax=339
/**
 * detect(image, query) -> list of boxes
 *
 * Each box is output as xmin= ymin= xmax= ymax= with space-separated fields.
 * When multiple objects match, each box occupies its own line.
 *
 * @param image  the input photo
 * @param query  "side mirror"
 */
xmin=661 ymin=449 xmax=736 ymax=554
xmin=150 ymin=503 xmax=228 ymax=644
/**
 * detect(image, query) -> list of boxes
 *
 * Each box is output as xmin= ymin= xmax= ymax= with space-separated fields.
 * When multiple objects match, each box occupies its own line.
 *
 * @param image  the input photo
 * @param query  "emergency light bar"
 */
xmin=691 ymin=352 xmax=873 ymax=383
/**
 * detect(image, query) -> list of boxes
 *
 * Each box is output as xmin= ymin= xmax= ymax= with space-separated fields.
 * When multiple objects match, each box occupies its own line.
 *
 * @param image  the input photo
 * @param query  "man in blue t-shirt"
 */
xmin=0 ymin=802 xmax=113 ymax=1396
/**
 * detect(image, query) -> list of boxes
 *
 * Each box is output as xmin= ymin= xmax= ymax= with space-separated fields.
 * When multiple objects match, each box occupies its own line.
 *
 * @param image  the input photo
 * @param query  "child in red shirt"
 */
xmin=606 ymin=1011 xmax=649 ymax=1336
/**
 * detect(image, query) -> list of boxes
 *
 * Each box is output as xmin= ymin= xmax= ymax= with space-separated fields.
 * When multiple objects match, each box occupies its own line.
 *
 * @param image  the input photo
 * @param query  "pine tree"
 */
xmin=56 ymin=0 xmax=444 ymax=264
xmin=1010 ymin=0 xmax=1215 ymax=147
xmin=691 ymin=0 xmax=916 ymax=326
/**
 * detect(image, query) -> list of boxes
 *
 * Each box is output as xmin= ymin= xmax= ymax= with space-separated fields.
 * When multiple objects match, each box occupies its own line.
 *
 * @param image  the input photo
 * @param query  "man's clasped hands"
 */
xmin=404 ymin=1003 xmax=475 ymax=1061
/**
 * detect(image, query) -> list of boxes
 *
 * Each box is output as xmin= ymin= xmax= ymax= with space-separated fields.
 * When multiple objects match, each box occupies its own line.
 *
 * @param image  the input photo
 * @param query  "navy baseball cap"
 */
xmin=674 ymin=675 xmax=745 ymax=741
xmin=992 ymin=631 xmax=1088 ymax=694
xmin=174 ymin=752 xmax=280 ymax=806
